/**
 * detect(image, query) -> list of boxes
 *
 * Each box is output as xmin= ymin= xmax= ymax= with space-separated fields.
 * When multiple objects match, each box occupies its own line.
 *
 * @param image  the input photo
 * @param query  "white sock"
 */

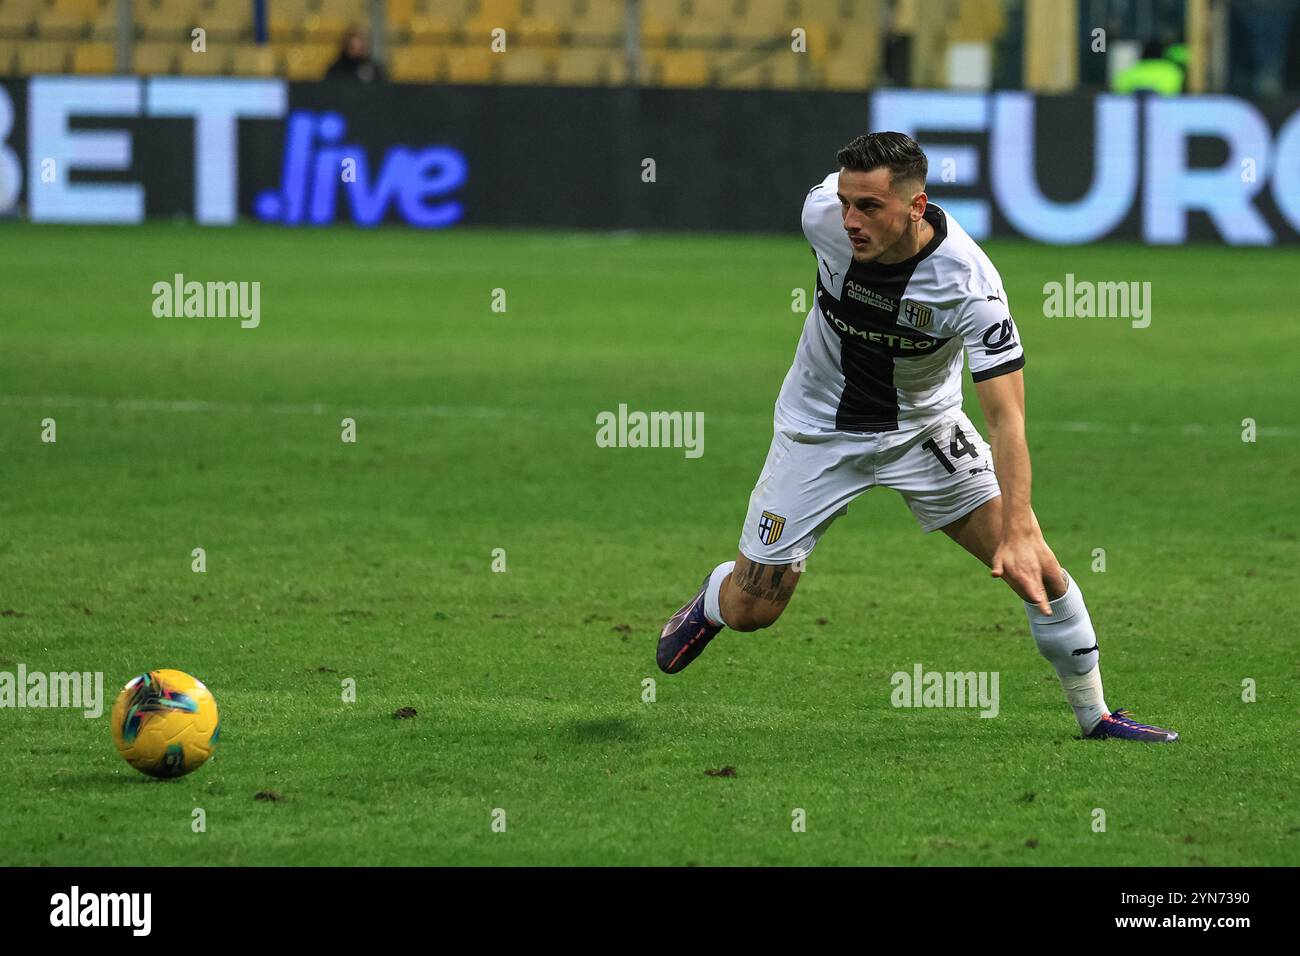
xmin=703 ymin=560 xmax=735 ymax=628
xmin=1058 ymin=666 xmax=1109 ymax=734
xmin=1023 ymin=570 xmax=1109 ymax=733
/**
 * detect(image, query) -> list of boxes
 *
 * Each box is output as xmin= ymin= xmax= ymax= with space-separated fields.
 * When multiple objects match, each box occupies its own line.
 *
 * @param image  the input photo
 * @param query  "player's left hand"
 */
xmin=991 ymin=530 xmax=1062 ymax=615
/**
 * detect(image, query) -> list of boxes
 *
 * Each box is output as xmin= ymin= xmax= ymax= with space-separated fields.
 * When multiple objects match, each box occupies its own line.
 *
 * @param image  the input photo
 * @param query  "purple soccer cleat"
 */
xmin=656 ymin=572 xmax=722 ymax=674
xmin=1085 ymin=707 xmax=1179 ymax=743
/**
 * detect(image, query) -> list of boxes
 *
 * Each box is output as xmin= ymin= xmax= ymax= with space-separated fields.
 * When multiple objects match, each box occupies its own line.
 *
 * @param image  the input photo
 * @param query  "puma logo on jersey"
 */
xmin=820 ymin=257 xmax=839 ymax=282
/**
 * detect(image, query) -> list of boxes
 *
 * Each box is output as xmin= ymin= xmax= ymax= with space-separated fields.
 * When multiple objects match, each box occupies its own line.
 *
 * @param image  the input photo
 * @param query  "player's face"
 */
xmin=837 ymin=168 xmax=925 ymax=263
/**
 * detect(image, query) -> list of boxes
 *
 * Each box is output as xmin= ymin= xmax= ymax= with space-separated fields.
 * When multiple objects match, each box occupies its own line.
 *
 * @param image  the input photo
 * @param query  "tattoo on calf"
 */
xmin=736 ymin=561 xmax=797 ymax=602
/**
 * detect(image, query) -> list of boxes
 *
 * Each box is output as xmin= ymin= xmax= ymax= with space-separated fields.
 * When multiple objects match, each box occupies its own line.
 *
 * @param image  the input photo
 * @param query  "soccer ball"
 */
xmin=110 ymin=670 xmax=220 ymax=778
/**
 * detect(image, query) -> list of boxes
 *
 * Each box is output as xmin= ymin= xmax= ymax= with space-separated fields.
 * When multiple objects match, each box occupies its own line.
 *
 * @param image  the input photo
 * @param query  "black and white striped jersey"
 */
xmin=775 ymin=172 xmax=1025 ymax=434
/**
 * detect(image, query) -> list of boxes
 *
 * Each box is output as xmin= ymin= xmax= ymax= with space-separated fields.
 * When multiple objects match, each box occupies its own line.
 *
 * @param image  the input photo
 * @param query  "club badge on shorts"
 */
xmin=758 ymin=510 xmax=786 ymax=546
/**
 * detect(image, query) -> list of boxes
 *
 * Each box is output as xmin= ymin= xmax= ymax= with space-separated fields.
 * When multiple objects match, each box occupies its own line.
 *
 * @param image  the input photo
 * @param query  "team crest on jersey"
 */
xmin=900 ymin=300 xmax=933 ymax=330
xmin=757 ymin=510 xmax=786 ymax=546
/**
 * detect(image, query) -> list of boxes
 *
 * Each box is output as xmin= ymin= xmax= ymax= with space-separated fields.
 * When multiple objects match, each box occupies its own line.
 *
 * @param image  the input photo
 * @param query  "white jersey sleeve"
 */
xmin=952 ymin=281 xmax=1025 ymax=382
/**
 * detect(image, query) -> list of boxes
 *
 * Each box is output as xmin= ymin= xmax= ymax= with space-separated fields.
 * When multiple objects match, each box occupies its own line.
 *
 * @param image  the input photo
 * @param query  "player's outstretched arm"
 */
xmin=973 ymin=369 xmax=1063 ymax=616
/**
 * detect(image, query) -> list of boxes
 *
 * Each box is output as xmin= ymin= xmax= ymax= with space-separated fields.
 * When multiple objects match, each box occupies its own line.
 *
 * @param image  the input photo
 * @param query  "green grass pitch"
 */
xmin=0 ymin=221 xmax=1295 ymax=866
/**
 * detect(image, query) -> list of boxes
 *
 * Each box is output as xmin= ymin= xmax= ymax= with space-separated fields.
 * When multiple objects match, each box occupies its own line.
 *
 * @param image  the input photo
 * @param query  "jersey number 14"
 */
xmin=922 ymin=427 xmax=979 ymax=475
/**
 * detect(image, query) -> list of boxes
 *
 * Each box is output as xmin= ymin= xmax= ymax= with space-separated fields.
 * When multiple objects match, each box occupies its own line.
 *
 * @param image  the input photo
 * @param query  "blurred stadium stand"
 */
xmin=0 ymin=0 xmax=1295 ymax=97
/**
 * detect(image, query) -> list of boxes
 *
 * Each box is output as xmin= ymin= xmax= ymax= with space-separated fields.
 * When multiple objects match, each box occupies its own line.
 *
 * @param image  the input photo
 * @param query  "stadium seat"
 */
xmin=730 ymin=16 xmax=788 ymax=46
xmin=656 ymin=48 xmax=711 ymax=87
xmin=639 ymin=0 xmax=678 ymax=47
xmin=267 ymin=0 xmax=311 ymax=42
xmin=830 ymin=22 xmax=878 ymax=55
xmin=304 ymin=13 xmax=350 ymax=44
xmin=499 ymin=47 xmax=552 ymax=83
xmin=677 ymin=0 xmax=733 ymax=47
xmin=178 ymin=44 xmax=227 ymax=73
xmin=137 ymin=2 xmax=194 ymax=43
xmin=445 ymin=45 xmax=497 ymax=83
xmin=799 ymin=0 xmax=865 ymax=18
xmin=36 ymin=8 xmax=91 ymax=41
xmin=141 ymin=0 xmax=200 ymax=21
xmin=56 ymin=0 xmax=101 ymax=16
xmin=89 ymin=3 xmax=116 ymax=40
xmin=553 ymin=48 xmax=622 ymax=85
xmin=284 ymin=42 xmax=335 ymax=79
xmin=718 ymin=48 xmax=804 ymax=89
xmin=406 ymin=12 xmax=456 ymax=44
xmin=385 ymin=0 xmax=417 ymax=42
xmin=947 ymin=0 xmax=1004 ymax=42
xmin=642 ymin=0 xmax=682 ymax=21
xmin=462 ymin=15 xmax=516 ymax=48
xmin=569 ymin=0 xmax=622 ymax=44
xmin=409 ymin=0 xmax=471 ymax=24
xmin=761 ymin=50 xmax=803 ymax=88
xmin=793 ymin=22 xmax=830 ymax=59
xmin=604 ymin=49 xmax=629 ymax=84
xmin=514 ymin=15 xmax=560 ymax=46
xmin=677 ymin=20 xmax=728 ymax=48
xmin=132 ymin=40 xmax=179 ymax=74
xmin=267 ymin=15 xmax=299 ymax=43
xmin=388 ymin=43 xmax=443 ymax=82
xmin=71 ymin=39 xmax=113 ymax=72
xmin=689 ymin=0 xmax=734 ymax=18
xmin=231 ymin=43 xmax=277 ymax=75
xmin=526 ymin=0 xmax=573 ymax=17
xmin=0 ymin=0 xmax=41 ymax=39
xmin=822 ymin=50 xmax=873 ymax=89
xmin=198 ymin=5 xmax=251 ymax=43
xmin=316 ymin=0 xmax=366 ymax=16
xmin=715 ymin=52 xmax=764 ymax=89
xmin=472 ymin=0 xmax=521 ymax=25
xmin=18 ymin=40 xmax=69 ymax=73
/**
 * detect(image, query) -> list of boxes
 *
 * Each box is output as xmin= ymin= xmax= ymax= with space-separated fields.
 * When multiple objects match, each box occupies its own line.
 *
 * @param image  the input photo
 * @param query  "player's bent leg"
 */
xmin=655 ymin=553 xmax=800 ymax=676
xmin=938 ymin=498 xmax=1178 ymax=742
xmin=718 ymin=552 xmax=800 ymax=632
xmin=657 ymin=420 xmax=856 ymax=674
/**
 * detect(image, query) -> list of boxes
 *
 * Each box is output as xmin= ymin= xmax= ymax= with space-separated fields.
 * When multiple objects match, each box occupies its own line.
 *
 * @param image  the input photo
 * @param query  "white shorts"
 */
xmin=737 ymin=410 xmax=1001 ymax=565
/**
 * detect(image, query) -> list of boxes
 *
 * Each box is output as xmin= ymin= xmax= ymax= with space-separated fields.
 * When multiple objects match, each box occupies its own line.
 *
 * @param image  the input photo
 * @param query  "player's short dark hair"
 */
xmin=836 ymin=132 xmax=927 ymax=189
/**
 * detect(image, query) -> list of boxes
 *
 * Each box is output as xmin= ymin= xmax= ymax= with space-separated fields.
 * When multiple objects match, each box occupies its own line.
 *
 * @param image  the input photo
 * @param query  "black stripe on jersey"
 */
xmin=970 ymin=354 xmax=1025 ymax=382
xmin=818 ymin=207 xmax=950 ymax=432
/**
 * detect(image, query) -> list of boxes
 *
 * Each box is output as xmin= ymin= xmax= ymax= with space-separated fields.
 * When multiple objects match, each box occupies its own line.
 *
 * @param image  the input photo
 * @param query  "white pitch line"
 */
xmin=0 ymin=394 xmax=1293 ymax=436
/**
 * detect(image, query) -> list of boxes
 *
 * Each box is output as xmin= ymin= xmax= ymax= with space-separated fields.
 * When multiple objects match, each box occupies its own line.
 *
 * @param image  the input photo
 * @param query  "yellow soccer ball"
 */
xmin=110 ymin=670 xmax=220 ymax=778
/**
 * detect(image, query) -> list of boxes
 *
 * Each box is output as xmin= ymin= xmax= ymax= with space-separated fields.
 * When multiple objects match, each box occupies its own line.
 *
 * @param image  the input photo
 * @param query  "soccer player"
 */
xmin=657 ymin=132 xmax=1177 ymax=743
